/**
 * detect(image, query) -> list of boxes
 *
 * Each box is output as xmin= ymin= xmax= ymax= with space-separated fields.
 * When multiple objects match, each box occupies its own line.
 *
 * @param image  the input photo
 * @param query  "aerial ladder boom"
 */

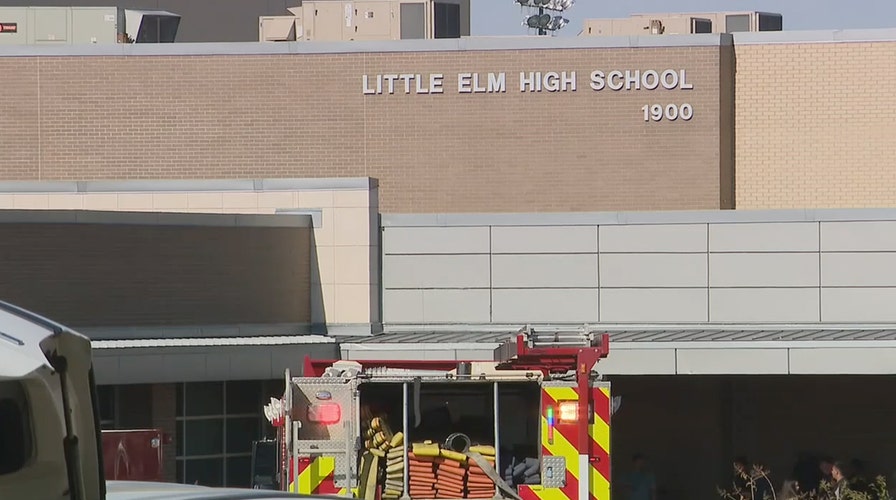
xmin=495 ymin=325 xmax=611 ymax=460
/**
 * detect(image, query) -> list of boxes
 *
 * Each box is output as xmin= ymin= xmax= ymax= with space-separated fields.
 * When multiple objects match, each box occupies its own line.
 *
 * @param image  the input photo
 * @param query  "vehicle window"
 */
xmin=0 ymin=380 xmax=33 ymax=475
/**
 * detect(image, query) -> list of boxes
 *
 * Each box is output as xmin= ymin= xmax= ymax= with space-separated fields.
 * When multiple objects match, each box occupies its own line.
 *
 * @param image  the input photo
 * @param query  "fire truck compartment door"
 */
xmin=288 ymin=377 xmax=358 ymax=488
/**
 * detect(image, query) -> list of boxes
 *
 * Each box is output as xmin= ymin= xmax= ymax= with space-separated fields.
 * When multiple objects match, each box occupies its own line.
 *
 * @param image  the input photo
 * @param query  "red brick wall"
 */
xmin=0 ymin=45 xmax=732 ymax=213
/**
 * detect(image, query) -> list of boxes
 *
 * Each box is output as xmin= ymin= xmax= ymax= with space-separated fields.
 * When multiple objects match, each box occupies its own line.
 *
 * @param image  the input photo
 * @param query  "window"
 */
xmin=725 ymin=14 xmax=751 ymax=33
xmin=434 ymin=2 xmax=461 ymax=39
xmin=758 ymin=13 xmax=782 ymax=31
xmin=691 ymin=18 xmax=712 ymax=34
xmin=175 ymin=380 xmax=282 ymax=488
xmin=0 ymin=381 xmax=33 ymax=475
xmin=96 ymin=385 xmax=117 ymax=430
xmin=400 ymin=3 xmax=425 ymax=39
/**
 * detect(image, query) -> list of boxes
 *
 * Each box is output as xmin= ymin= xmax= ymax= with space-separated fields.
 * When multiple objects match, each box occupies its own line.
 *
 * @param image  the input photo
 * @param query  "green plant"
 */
xmin=717 ymin=465 xmax=893 ymax=500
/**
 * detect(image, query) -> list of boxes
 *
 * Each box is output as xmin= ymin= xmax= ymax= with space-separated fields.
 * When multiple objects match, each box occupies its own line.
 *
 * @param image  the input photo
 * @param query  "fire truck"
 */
xmin=263 ymin=325 xmax=612 ymax=500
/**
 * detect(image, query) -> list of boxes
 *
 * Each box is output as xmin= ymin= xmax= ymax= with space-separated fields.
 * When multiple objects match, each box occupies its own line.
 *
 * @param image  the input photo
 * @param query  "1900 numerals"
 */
xmin=641 ymin=103 xmax=693 ymax=122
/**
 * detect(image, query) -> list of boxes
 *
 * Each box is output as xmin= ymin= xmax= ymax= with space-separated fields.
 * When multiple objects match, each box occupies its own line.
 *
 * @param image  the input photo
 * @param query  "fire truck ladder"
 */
xmin=494 ymin=324 xmax=610 ymax=376
xmin=495 ymin=324 xmax=611 ymax=466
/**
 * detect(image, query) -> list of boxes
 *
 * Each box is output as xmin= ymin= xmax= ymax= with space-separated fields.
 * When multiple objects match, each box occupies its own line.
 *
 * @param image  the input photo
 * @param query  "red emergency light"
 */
xmin=307 ymin=403 xmax=342 ymax=425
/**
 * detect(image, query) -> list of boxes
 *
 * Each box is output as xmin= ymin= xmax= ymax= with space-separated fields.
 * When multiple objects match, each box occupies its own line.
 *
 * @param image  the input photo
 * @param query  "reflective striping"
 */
xmin=589 ymin=386 xmax=612 ymax=500
xmin=540 ymin=416 xmax=580 ymax=480
xmin=527 ymin=485 xmax=574 ymax=500
xmin=541 ymin=384 xmax=582 ymax=500
xmin=291 ymin=456 xmax=336 ymax=494
xmin=544 ymin=386 xmax=578 ymax=402
xmin=590 ymin=465 xmax=610 ymax=500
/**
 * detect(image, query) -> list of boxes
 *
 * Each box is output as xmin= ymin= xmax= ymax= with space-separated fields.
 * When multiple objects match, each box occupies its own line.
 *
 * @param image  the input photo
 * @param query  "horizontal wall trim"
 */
xmin=0 ymin=177 xmax=376 ymax=194
xmin=380 ymin=322 xmax=896 ymax=332
xmin=343 ymin=339 xmax=896 ymax=350
xmin=0 ymin=209 xmax=312 ymax=228
xmin=0 ymin=34 xmax=731 ymax=58
xmin=732 ymin=28 xmax=896 ymax=45
xmin=339 ymin=342 xmax=896 ymax=375
xmin=382 ymin=209 xmax=896 ymax=227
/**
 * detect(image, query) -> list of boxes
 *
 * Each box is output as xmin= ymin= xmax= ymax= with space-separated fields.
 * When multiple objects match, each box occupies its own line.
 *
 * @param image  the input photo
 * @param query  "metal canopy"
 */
xmin=341 ymin=327 xmax=896 ymax=375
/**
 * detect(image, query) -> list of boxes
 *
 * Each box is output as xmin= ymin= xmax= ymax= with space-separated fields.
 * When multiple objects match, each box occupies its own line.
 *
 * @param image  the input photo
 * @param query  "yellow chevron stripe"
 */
xmin=590 ymin=465 xmax=610 ymax=500
xmin=544 ymin=386 xmax=578 ymax=402
xmin=527 ymin=485 xmax=573 ymax=500
xmin=590 ymin=387 xmax=612 ymax=500
xmin=294 ymin=456 xmax=336 ymax=494
xmin=589 ymin=412 xmax=610 ymax=454
xmin=540 ymin=416 xmax=580 ymax=481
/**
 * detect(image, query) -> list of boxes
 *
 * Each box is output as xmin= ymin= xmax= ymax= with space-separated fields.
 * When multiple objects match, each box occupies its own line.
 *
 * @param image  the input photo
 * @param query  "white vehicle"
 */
xmin=0 ymin=300 xmax=313 ymax=500
xmin=0 ymin=300 xmax=105 ymax=500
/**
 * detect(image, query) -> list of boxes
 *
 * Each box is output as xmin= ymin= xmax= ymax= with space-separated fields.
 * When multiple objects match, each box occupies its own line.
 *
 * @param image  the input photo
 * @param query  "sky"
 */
xmin=470 ymin=0 xmax=896 ymax=37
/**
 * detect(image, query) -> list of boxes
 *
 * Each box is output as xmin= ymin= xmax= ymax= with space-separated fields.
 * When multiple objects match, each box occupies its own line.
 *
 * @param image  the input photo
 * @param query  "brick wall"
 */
xmin=0 ymin=223 xmax=311 ymax=327
xmin=735 ymin=41 xmax=896 ymax=208
xmin=0 ymin=45 xmax=730 ymax=213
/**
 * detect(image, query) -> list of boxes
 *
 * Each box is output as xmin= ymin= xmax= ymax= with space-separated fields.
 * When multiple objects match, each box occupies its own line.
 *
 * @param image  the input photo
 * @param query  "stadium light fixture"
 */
xmin=514 ymin=0 xmax=573 ymax=36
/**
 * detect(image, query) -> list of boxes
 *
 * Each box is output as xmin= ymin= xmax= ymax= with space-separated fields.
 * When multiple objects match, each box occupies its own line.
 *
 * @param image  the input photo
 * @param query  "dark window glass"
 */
xmin=184 ymin=458 xmax=224 ymax=487
xmin=176 ymin=383 xmax=184 ymax=416
xmin=184 ymin=382 xmax=223 ymax=417
xmin=226 ymin=456 xmax=253 ymax=488
xmin=759 ymin=13 xmax=782 ymax=31
xmin=176 ymin=460 xmax=184 ymax=484
xmin=185 ymin=419 xmax=224 ymax=456
xmin=176 ymin=420 xmax=184 ymax=457
xmin=434 ymin=2 xmax=461 ymax=39
xmin=0 ymin=382 xmax=31 ymax=476
xmin=97 ymin=385 xmax=116 ymax=424
xmin=227 ymin=417 xmax=261 ymax=454
xmin=226 ymin=381 xmax=261 ymax=415
xmin=692 ymin=19 xmax=712 ymax=34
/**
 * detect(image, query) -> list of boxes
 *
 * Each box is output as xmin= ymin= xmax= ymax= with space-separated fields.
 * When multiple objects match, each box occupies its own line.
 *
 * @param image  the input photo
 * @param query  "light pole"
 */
xmin=515 ymin=0 xmax=574 ymax=36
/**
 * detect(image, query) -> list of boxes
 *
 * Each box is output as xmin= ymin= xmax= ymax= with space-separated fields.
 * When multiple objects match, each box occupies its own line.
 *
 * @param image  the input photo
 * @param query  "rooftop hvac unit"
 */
xmin=123 ymin=9 xmax=180 ymax=43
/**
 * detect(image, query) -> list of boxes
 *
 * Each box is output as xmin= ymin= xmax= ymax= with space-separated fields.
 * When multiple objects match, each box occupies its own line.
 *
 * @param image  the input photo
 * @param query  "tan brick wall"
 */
xmin=0 ymin=185 xmax=378 ymax=329
xmin=0 ymin=223 xmax=311 ymax=327
xmin=735 ymin=41 xmax=896 ymax=208
xmin=0 ymin=46 xmax=730 ymax=213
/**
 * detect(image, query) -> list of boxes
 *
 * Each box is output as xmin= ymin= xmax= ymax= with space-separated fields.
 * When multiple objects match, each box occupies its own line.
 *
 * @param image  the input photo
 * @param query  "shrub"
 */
xmin=717 ymin=464 xmax=892 ymax=500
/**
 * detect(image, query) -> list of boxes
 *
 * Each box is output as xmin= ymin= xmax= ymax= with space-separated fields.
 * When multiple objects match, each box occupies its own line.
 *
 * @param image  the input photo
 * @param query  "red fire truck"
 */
xmin=264 ymin=325 xmax=612 ymax=500
xmin=101 ymin=429 xmax=167 ymax=482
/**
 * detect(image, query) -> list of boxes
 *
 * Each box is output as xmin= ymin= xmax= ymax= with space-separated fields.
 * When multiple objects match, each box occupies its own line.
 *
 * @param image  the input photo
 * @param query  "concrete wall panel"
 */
xmin=492 ymin=254 xmax=598 ymax=288
xmin=383 ymin=226 xmax=490 ymax=255
xmin=676 ymin=348 xmax=789 ymax=374
xmin=821 ymin=288 xmax=896 ymax=322
xmin=710 ymin=253 xmax=819 ymax=287
xmin=382 ymin=289 xmax=425 ymax=323
xmin=382 ymin=254 xmax=489 ymax=288
xmin=490 ymin=226 xmax=598 ymax=254
xmin=599 ymin=224 xmax=707 ymax=253
xmin=491 ymin=289 xmax=599 ymax=323
xmin=821 ymin=221 xmax=896 ymax=251
xmin=421 ymin=289 xmax=491 ymax=323
xmin=596 ymin=348 xmax=677 ymax=375
xmin=600 ymin=254 xmax=707 ymax=288
xmin=709 ymin=222 xmax=819 ymax=252
xmin=821 ymin=253 xmax=896 ymax=287
xmin=600 ymin=289 xmax=707 ymax=322
xmin=710 ymin=288 xmax=819 ymax=322
xmin=788 ymin=348 xmax=896 ymax=374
